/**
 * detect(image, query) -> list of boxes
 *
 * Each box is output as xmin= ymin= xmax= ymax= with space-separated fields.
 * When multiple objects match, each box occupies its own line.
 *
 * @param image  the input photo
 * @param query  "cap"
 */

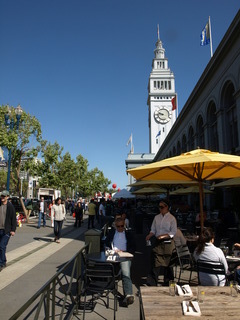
xmin=1 ymin=190 xmax=10 ymax=197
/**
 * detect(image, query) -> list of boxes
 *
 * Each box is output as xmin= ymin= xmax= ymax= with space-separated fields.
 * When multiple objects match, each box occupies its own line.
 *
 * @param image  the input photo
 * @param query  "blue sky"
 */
xmin=0 ymin=1 xmax=239 ymax=189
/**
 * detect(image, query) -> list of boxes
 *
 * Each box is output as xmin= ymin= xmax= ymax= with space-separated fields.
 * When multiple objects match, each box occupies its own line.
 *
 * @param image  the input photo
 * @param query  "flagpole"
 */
xmin=130 ymin=133 xmax=133 ymax=154
xmin=209 ymin=16 xmax=213 ymax=58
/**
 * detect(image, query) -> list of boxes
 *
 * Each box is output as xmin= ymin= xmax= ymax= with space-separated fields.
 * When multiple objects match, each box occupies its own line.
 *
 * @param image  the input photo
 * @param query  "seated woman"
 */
xmin=193 ymin=227 xmax=228 ymax=286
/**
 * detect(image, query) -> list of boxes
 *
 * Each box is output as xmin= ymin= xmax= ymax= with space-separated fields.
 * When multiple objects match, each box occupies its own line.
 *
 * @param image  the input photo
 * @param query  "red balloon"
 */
xmin=112 ymin=183 xmax=117 ymax=189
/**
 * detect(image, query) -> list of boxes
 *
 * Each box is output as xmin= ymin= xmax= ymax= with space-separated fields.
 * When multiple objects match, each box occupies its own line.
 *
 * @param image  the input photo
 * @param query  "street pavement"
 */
xmin=0 ymin=214 xmax=145 ymax=319
xmin=1 ymin=213 xmax=198 ymax=319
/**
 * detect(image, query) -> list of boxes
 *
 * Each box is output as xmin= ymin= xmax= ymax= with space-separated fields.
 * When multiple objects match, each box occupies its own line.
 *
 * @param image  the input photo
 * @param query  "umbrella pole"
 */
xmin=199 ymin=181 xmax=204 ymax=230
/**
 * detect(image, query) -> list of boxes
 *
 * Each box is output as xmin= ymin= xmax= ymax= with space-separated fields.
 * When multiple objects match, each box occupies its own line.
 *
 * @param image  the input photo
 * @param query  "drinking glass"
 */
xmin=197 ymin=287 xmax=205 ymax=303
xmin=230 ymin=281 xmax=238 ymax=297
xmin=169 ymin=280 xmax=176 ymax=296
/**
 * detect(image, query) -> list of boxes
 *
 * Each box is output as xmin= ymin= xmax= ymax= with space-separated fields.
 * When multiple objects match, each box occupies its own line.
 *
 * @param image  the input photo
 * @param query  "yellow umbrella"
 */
xmin=132 ymin=186 xmax=167 ymax=195
xmin=128 ymin=180 xmax=198 ymax=187
xmin=212 ymin=177 xmax=240 ymax=188
xmin=128 ymin=179 xmax=198 ymax=199
xmin=127 ymin=148 xmax=240 ymax=229
xmin=170 ymin=185 xmax=214 ymax=195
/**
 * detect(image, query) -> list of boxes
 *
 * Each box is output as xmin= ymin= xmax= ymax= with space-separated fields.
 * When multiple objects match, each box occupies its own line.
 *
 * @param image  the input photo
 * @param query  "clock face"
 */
xmin=154 ymin=106 xmax=172 ymax=124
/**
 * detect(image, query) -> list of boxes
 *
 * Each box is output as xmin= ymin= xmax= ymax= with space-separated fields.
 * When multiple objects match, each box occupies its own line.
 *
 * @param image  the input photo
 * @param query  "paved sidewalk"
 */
xmin=0 ymin=215 xmax=142 ymax=319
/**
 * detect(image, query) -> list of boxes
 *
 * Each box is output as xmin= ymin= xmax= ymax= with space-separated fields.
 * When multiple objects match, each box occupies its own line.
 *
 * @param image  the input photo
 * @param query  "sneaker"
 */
xmin=126 ymin=294 xmax=134 ymax=305
xmin=56 ymin=240 xmax=60 ymax=244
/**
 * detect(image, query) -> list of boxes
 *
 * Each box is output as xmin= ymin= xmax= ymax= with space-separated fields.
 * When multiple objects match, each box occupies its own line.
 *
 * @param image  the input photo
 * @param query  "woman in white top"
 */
xmin=51 ymin=197 xmax=66 ymax=243
xmin=193 ymin=227 xmax=228 ymax=286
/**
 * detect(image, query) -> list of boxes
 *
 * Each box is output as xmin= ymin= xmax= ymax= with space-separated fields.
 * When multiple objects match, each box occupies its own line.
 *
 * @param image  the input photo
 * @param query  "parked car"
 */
xmin=9 ymin=197 xmax=40 ymax=217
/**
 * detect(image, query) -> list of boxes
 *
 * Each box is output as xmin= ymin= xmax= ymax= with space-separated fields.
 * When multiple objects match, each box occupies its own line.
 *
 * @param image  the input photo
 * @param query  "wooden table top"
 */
xmin=140 ymin=286 xmax=240 ymax=320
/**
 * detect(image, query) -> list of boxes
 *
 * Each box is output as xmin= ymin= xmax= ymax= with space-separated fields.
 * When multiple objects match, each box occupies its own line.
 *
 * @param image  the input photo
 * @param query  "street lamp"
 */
xmin=4 ymin=104 xmax=23 ymax=192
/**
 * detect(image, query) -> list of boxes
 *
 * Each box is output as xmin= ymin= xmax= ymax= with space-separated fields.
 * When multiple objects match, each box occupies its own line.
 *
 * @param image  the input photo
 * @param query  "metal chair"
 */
xmin=175 ymin=245 xmax=196 ymax=283
xmin=197 ymin=259 xmax=227 ymax=286
xmin=82 ymin=260 xmax=119 ymax=319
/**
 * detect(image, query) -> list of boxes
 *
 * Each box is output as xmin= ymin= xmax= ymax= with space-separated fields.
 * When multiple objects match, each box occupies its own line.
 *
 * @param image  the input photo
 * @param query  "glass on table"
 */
xmin=230 ymin=281 xmax=238 ymax=297
xmin=221 ymin=246 xmax=229 ymax=256
xmin=197 ymin=287 xmax=205 ymax=303
xmin=169 ymin=280 xmax=176 ymax=296
xmin=105 ymin=247 xmax=110 ymax=256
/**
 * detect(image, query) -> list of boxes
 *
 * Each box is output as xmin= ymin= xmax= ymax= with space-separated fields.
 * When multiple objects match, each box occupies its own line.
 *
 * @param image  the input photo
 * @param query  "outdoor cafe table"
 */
xmin=86 ymin=251 xmax=133 ymax=263
xmin=139 ymin=286 xmax=240 ymax=320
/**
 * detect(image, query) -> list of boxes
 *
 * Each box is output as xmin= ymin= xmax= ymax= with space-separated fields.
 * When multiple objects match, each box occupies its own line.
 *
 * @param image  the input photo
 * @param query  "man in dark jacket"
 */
xmin=0 ymin=190 xmax=16 ymax=271
xmin=105 ymin=218 xmax=136 ymax=307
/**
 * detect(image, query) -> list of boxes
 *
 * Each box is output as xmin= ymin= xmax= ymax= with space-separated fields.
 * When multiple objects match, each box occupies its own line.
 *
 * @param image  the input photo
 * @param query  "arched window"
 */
xmin=207 ymin=101 xmax=218 ymax=151
xmin=182 ymin=135 xmax=187 ymax=153
xmin=196 ymin=116 xmax=204 ymax=148
xmin=188 ymin=126 xmax=194 ymax=151
xmin=221 ymin=81 xmax=238 ymax=153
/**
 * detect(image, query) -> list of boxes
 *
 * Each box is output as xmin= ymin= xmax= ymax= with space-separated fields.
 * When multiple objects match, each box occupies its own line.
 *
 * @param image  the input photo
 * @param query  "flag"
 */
xmin=156 ymin=131 xmax=161 ymax=138
xmin=126 ymin=134 xmax=132 ymax=146
xmin=200 ymin=21 xmax=210 ymax=46
xmin=171 ymin=96 xmax=177 ymax=111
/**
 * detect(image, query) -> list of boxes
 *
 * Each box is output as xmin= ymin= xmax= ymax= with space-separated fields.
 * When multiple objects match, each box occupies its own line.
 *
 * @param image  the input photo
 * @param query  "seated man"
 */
xmin=105 ymin=218 xmax=136 ymax=307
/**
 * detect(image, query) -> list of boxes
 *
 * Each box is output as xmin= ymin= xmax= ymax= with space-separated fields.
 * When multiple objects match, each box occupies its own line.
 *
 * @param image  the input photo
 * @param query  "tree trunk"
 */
xmin=19 ymin=196 xmax=30 ymax=223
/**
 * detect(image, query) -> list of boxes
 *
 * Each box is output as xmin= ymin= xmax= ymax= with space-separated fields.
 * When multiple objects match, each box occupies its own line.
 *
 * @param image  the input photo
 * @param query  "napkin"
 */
xmin=107 ymin=255 xmax=116 ymax=261
xmin=176 ymin=284 xmax=193 ymax=297
xmin=182 ymin=300 xmax=201 ymax=316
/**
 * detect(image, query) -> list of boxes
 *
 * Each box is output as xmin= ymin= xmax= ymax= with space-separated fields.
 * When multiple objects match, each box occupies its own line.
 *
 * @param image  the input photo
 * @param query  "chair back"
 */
xmin=197 ymin=259 xmax=225 ymax=275
xmin=176 ymin=245 xmax=192 ymax=269
xmin=85 ymin=260 xmax=116 ymax=291
xmin=197 ymin=259 xmax=226 ymax=285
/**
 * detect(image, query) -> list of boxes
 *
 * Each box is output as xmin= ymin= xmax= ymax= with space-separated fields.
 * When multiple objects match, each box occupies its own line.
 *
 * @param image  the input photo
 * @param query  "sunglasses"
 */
xmin=159 ymin=206 xmax=166 ymax=209
xmin=116 ymin=225 xmax=124 ymax=228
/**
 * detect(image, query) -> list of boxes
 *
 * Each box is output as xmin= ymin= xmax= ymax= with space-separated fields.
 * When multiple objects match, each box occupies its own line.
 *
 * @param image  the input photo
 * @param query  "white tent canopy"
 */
xmin=112 ymin=188 xmax=135 ymax=199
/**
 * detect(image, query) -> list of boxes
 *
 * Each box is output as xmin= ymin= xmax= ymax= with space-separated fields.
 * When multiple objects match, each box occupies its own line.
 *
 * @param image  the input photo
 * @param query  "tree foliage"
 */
xmin=1 ymin=104 xmax=112 ymax=205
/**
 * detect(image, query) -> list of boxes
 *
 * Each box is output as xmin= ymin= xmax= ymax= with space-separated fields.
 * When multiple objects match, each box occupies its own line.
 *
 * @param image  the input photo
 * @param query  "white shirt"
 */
xmin=151 ymin=212 xmax=177 ymax=238
xmin=113 ymin=231 xmax=127 ymax=251
xmin=40 ymin=201 xmax=44 ymax=212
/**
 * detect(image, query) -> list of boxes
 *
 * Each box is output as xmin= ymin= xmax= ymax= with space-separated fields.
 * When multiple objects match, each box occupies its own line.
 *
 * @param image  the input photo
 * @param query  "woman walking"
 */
xmin=52 ymin=197 xmax=66 ymax=243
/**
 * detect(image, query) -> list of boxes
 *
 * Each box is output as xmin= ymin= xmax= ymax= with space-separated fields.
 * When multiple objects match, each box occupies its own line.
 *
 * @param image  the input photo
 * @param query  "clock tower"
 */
xmin=147 ymin=28 xmax=177 ymax=154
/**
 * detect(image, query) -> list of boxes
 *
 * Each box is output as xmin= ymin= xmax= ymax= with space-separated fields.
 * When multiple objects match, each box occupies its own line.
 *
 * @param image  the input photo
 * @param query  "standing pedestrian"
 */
xmin=52 ymin=197 xmax=66 ymax=243
xmin=87 ymin=199 xmax=96 ymax=229
xmin=99 ymin=197 xmax=106 ymax=228
xmin=0 ymin=190 xmax=16 ymax=271
xmin=49 ymin=199 xmax=55 ymax=228
xmin=74 ymin=201 xmax=83 ymax=227
xmin=37 ymin=197 xmax=47 ymax=229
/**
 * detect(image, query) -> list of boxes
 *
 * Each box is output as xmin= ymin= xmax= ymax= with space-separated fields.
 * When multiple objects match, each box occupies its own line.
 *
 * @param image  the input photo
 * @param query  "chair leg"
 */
xmin=178 ymin=270 xmax=182 ymax=283
xmin=83 ymin=291 xmax=87 ymax=320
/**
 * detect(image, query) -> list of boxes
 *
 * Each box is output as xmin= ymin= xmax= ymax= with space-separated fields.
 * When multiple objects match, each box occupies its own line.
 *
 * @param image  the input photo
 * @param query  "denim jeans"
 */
xmin=54 ymin=220 xmax=63 ymax=240
xmin=0 ymin=229 xmax=11 ymax=267
xmin=38 ymin=211 xmax=46 ymax=228
xmin=120 ymin=260 xmax=133 ymax=296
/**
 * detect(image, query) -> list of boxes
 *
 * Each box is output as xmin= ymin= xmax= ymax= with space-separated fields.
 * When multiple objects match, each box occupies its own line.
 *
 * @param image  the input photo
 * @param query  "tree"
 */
xmin=36 ymin=141 xmax=63 ymax=189
xmin=57 ymin=152 xmax=77 ymax=197
xmin=0 ymin=105 xmax=42 ymax=222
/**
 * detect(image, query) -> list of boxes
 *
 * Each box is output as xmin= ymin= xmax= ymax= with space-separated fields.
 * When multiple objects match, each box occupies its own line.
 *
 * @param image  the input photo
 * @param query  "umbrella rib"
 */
xmin=204 ymin=162 xmax=240 ymax=180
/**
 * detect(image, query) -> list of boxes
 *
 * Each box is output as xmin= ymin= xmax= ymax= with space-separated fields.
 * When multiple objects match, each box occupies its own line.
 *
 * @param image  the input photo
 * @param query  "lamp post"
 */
xmin=4 ymin=104 xmax=23 ymax=192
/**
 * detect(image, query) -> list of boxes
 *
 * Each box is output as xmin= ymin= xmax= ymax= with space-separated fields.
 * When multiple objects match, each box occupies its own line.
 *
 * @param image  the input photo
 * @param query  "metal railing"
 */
xmin=9 ymin=243 xmax=90 ymax=320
